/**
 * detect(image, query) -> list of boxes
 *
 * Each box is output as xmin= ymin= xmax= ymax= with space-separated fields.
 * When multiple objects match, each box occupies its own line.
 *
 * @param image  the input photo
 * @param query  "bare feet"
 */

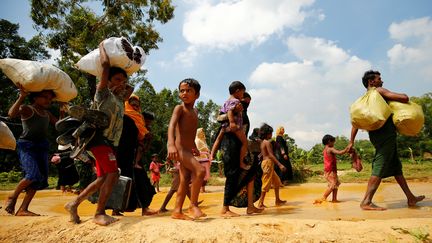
xmin=93 ymin=214 xmax=119 ymax=226
xmin=15 ymin=209 xmax=40 ymax=216
xmin=64 ymin=201 xmax=81 ymax=224
xmin=171 ymin=212 xmax=193 ymax=220
xmin=313 ymin=198 xmax=326 ymax=204
xmin=408 ymin=195 xmax=425 ymax=207
xmin=275 ymin=200 xmax=287 ymax=206
xmin=220 ymin=209 xmax=240 ymax=217
xmin=360 ymin=203 xmax=386 ymax=211
xmin=4 ymin=197 xmax=17 ymax=215
xmin=111 ymin=210 xmax=124 ymax=216
xmin=257 ymin=204 xmax=267 ymax=209
xmin=331 ymin=200 xmax=341 ymax=203
xmin=142 ymin=208 xmax=158 ymax=216
xmin=189 ymin=206 xmax=207 ymax=219
xmin=158 ymin=208 xmax=168 ymax=213
xmin=246 ymin=206 xmax=264 ymax=215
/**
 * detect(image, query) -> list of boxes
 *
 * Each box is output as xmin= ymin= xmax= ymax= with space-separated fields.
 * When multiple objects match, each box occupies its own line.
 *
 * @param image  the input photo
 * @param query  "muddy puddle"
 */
xmin=1 ymin=183 xmax=430 ymax=220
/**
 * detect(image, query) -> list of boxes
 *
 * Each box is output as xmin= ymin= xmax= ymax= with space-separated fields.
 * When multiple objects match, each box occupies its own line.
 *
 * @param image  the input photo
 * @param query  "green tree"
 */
xmin=397 ymin=93 xmax=432 ymax=160
xmin=30 ymin=0 xmax=175 ymax=100
xmin=196 ymin=100 xmax=219 ymax=145
xmin=0 ymin=19 xmax=50 ymax=116
xmin=353 ymin=139 xmax=375 ymax=163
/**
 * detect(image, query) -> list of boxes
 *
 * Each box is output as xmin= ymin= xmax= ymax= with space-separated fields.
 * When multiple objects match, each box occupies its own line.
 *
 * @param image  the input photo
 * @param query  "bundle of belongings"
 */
xmin=75 ymin=37 xmax=146 ymax=77
xmin=0 ymin=121 xmax=16 ymax=150
xmin=0 ymin=58 xmax=77 ymax=102
xmin=350 ymin=87 xmax=424 ymax=136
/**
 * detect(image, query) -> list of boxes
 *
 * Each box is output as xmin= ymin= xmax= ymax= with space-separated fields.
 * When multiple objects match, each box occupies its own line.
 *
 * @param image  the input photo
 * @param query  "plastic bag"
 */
xmin=350 ymin=88 xmax=392 ymax=131
xmin=350 ymin=149 xmax=363 ymax=172
xmin=0 ymin=58 xmax=77 ymax=102
xmin=389 ymin=101 xmax=424 ymax=136
xmin=75 ymin=37 xmax=146 ymax=77
xmin=0 ymin=121 xmax=16 ymax=150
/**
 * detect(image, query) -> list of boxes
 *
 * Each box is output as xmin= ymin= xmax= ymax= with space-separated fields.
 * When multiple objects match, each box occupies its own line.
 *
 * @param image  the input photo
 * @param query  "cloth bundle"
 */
xmin=0 ymin=121 xmax=16 ymax=150
xmin=75 ymin=37 xmax=146 ymax=77
xmin=389 ymin=101 xmax=424 ymax=136
xmin=0 ymin=58 xmax=77 ymax=102
xmin=350 ymin=149 xmax=363 ymax=172
xmin=350 ymin=88 xmax=392 ymax=131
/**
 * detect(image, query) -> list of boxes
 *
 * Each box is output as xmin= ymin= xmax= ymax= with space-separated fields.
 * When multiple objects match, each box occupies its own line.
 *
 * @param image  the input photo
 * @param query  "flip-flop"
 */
xmin=56 ymin=128 xmax=76 ymax=145
xmin=69 ymin=106 xmax=110 ymax=129
xmin=55 ymin=116 xmax=81 ymax=133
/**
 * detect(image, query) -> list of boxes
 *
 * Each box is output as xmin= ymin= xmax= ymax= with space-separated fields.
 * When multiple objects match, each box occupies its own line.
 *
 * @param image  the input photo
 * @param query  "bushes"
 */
xmin=0 ymin=171 xmax=22 ymax=183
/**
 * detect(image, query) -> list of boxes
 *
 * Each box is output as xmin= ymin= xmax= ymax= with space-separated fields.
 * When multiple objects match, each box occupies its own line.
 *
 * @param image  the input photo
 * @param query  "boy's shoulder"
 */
xmin=176 ymin=103 xmax=198 ymax=115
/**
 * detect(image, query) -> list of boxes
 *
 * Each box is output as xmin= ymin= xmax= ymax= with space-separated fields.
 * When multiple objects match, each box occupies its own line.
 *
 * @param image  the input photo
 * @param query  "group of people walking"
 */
xmin=2 ymin=38 xmax=425 ymax=226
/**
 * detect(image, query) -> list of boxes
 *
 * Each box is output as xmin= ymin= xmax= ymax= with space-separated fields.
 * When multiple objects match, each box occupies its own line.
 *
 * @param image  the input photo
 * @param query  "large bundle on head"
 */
xmin=350 ymin=88 xmax=392 ymax=131
xmin=389 ymin=101 xmax=424 ymax=136
xmin=75 ymin=37 xmax=146 ymax=77
xmin=0 ymin=58 xmax=77 ymax=102
xmin=0 ymin=121 xmax=16 ymax=150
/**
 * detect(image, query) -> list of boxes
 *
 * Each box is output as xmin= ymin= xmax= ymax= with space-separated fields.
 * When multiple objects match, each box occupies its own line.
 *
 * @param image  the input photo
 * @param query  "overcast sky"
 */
xmin=1 ymin=0 xmax=431 ymax=149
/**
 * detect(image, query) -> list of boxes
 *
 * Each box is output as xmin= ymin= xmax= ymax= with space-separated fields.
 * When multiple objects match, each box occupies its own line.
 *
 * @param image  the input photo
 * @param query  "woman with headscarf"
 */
xmin=274 ymin=126 xmax=293 ymax=184
xmin=195 ymin=128 xmax=211 ymax=192
xmin=217 ymin=88 xmax=262 ymax=216
xmin=114 ymin=94 xmax=157 ymax=216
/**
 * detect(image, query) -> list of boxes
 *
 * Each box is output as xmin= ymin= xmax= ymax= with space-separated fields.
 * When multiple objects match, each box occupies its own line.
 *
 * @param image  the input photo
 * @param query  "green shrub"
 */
xmin=7 ymin=171 xmax=22 ymax=183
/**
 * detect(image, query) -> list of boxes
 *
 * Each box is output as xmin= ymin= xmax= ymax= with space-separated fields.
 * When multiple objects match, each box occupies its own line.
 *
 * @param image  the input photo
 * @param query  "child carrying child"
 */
xmin=314 ymin=134 xmax=349 ymax=204
xmin=167 ymin=78 xmax=206 ymax=220
xmin=210 ymin=81 xmax=249 ymax=170
xmin=257 ymin=123 xmax=287 ymax=208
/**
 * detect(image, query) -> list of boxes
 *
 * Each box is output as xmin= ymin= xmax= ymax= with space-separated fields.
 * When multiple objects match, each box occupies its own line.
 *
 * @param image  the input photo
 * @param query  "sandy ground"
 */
xmin=0 ymin=182 xmax=431 ymax=242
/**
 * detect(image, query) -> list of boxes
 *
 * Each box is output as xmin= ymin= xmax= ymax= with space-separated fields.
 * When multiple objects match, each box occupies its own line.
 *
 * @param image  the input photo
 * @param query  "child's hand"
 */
xmin=191 ymin=148 xmax=200 ymax=157
xmin=347 ymin=142 xmax=354 ymax=152
xmin=279 ymin=164 xmax=286 ymax=172
xmin=16 ymin=83 xmax=28 ymax=98
xmin=167 ymin=145 xmax=179 ymax=161
xmin=344 ymin=145 xmax=352 ymax=154
xmin=50 ymin=154 xmax=61 ymax=164
xmin=58 ymin=102 xmax=69 ymax=112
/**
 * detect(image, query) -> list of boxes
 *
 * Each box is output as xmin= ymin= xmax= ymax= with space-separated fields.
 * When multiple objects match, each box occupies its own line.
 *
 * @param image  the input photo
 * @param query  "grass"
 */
xmin=303 ymin=159 xmax=432 ymax=183
xmin=0 ymin=160 xmax=431 ymax=191
xmin=391 ymin=226 xmax=431 ymax=242
xmin=0 ymin=176 xmax=58 ymax=191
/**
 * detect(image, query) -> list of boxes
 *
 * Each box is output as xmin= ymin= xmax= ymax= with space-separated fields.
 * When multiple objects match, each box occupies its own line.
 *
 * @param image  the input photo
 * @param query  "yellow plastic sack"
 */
xmin=0 ymin=121 xmax=16 ymax=150
xmin=350 ymin=88 xmax=392 ymax=131
xmin=389 ymin=101 xmax=424 ymax=136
